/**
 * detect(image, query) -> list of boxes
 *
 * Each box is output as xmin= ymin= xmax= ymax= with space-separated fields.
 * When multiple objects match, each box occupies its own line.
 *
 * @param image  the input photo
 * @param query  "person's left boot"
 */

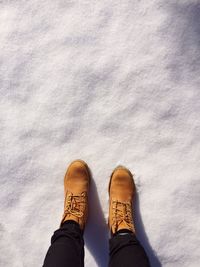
xmin=61 ymin=160 xmax=91 ymax=230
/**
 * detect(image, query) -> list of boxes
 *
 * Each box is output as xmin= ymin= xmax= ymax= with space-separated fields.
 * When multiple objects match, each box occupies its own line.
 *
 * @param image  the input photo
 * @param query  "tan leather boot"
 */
xmin=108 ymin=166 xmax=136 ymax=235
xmin=61 ymin=160 xmax=90 ymax=230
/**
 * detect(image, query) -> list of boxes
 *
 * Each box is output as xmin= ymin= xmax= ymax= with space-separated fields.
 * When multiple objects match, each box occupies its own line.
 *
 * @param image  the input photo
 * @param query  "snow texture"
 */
xmin=0 ymin=0 xmax=200 ymax=266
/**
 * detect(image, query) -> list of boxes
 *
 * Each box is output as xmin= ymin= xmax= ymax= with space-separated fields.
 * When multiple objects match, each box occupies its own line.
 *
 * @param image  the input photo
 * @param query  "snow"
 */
xmin=0 ymin=1 xmax=200 ymax=266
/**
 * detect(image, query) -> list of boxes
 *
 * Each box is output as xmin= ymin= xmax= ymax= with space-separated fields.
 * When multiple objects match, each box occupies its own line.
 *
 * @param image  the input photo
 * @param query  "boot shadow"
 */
xmin=135 ymin=190 xmax=162 ymax=267
xmin=84 ymin=174 xmax=109 ymax=267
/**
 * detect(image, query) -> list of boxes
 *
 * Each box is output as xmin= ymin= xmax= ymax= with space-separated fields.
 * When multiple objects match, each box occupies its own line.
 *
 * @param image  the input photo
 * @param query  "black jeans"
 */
xmin=43 ymin=221 xmax=150 ymax=267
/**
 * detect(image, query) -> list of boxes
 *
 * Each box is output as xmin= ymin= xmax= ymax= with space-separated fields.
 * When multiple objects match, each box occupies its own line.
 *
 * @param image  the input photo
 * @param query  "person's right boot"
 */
xmin=108 ymin=166 xmax=136 ymax=235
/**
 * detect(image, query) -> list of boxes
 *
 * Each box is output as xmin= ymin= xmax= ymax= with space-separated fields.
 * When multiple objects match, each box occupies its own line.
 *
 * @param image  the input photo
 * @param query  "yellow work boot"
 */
xmin=108 ymin=166 xmax=136 ymax=235
xmin=61 ymin=160 xmax=90 ymax=230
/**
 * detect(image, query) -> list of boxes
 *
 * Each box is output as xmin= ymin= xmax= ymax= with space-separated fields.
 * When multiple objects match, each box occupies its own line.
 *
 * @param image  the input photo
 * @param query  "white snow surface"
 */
xmin=0 ymin=1 xmax=200 ymax=266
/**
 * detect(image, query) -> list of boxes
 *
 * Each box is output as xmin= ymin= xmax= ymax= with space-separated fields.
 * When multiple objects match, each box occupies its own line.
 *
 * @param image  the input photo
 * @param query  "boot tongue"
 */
xmin=117 ymin=220 xmax=131 ymax=231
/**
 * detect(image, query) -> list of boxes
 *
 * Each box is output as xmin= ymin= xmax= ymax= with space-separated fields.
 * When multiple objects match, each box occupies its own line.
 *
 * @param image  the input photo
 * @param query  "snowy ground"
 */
xmin=1 ymin=1 xmax=200 ymax=266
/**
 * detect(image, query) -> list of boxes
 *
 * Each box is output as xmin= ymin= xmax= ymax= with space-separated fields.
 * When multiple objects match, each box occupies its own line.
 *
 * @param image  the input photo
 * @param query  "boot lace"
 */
xmin=63 ymin=192 xmax=86 ymax=218
xmin=112 ymin=200 xmax=133 ymax=232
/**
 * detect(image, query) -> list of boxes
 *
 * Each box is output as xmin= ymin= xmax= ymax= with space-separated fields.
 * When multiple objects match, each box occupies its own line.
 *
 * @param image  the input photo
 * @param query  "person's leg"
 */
xmin=43 ymin=160 xmax=91 ymax=267
xmin=43 ymin=220 xmax=84 ymax=267
xmin=108 ymin=166 xmax=150 ymax=267
xmin=109 ymin=230 xmax=150 ymax=267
